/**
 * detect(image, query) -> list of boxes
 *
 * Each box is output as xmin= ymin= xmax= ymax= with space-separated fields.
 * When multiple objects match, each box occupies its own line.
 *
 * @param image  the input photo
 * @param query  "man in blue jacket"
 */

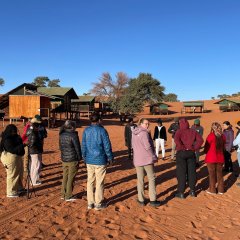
xmin=82 ymin=113 xmax=113 ymax=210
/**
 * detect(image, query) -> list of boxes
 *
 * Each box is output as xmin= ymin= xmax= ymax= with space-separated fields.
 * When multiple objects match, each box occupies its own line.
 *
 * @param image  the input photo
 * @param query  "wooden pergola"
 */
xmin=182 ymin=101 xmax=204 ymax=113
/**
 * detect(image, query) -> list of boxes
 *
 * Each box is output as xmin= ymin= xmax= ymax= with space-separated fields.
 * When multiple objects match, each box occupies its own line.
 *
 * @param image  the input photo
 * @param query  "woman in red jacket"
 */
xmin=204 ymin=122 xmax=226 ymax=194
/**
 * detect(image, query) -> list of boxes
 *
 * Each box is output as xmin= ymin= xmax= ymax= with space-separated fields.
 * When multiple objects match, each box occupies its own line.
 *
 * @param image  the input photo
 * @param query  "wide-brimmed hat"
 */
xmin=31 ymin=117 xmax=41 ymax=124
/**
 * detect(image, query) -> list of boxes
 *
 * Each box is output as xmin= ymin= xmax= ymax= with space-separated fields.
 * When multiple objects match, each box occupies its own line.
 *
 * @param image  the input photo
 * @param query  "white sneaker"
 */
xmin=7 ymin=194 xmax=19 ymax=198
xmin=65 ymin=197 xmax=77 ymax=202
xmin=33 ymin=181 xmax=42 ymax=186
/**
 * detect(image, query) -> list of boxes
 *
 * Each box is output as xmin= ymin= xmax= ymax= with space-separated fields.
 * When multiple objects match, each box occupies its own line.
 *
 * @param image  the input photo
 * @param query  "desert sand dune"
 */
xmin=0 ymin=102 xmax=240 ymax=239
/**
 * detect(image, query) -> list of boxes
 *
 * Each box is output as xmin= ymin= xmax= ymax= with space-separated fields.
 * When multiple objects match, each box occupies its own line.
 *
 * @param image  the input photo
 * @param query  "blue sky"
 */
xmin=0 ymin=0 xmax=239 ymax=101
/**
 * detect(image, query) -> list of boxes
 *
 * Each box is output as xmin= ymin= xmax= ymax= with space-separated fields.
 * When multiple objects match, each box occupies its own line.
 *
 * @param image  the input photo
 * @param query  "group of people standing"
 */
xmin=125 ymin=116 xmax=240 ymax=203
xmin=0 ymin=115 xmax=47 ymax=197
xmin=59 ymin=114 xmax=113 ymax=210
xmin=1 ymin=113 xmax=240 ymax=210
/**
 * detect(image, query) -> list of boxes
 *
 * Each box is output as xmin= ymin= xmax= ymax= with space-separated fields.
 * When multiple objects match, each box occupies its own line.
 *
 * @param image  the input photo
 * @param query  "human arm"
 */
xmin=102 ymin=129 xmax=114 ymax=162
xmin=72 ymin=132 xmax=82 ymax=161
xmin=204 ymin=135 xmax=211 ymax=153
xmin=81 ymin=130 xmax=87 ymax=163
xmin=194 ymin=131 xmax=204 ymax=151
xmin=162 ymin=126 xmax=167 ymax=141
xmin=174 ymin=130 xmax=184 ymax=150
xmin=233 ymin=134 xmax=240 ymax=147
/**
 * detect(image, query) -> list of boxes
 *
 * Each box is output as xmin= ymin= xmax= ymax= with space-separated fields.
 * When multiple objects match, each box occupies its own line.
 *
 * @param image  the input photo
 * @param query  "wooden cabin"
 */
xmin=37 ymin=87 xmax=78 ymax=119
xmin=182 ymin=101 xmax=204 ymax=113
xmin=214 ymin=98 xmax=240 ymax=112
xmin=94 ymin=96 xmax=112 ymax=114
xmin=151 ymin=102 xmax=171 ymax=115
xmin=71 ymin=96 xmax=95 ymax=112
xmin=0 ymin=83 xmax=37 ymax=113
xmin=9 ymin=95 xmax=50 ymax=119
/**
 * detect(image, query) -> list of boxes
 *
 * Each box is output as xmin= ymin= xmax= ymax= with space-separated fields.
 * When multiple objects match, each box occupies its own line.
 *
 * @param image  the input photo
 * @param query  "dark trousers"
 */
xmin=127 ymin=147 xmax=133 ymax=160
xmin=61 ymin=161 xmax=78 ymax=199
xmin=206 ymin=163 xmax=224 ymax=193
xmin=224 ymin=151 xmax=233 ymax=172
xmin=176 ymin=150 xmax=196 ymax=193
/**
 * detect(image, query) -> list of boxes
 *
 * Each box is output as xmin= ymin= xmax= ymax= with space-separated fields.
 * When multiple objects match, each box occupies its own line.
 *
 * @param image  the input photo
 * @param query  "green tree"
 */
xmin=48 ymin=79 xmax=61 ymax=87
xmin=163 ymin=93 xmax=178 ymax=102
xmin=0 ymin=77 xmax=4 ymax=87
xmin=32 ymin=76 xmax=50 ymax=87
xmin=91 ymin=72 xmax=129 ymax=112
xmin=217 ymin=94 xmax=230 ymax=99
xmin=119 ymin=73 xmax=165 ymax=114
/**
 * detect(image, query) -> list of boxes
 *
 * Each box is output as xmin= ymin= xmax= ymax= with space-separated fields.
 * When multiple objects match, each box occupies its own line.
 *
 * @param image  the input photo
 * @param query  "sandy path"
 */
xmin=0 ymin=104 xmax=240 ymax=239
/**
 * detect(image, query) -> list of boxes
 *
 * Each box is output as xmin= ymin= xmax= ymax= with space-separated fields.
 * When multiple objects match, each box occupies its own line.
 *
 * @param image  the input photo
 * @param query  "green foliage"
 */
xmin=48 ymin=79 xmax=60 ymax=87
xmin=119 ymin=73 xmax=165 ymax=114
xmin=32 ymin=76 xmax=50 ymax=87
xmin=33 ymin=77 xmax=61 ymax=87
xmin=163 ymin=93 xmax=179 ymax=102
xmin=0 ymin=78 xmax=4 ymax=87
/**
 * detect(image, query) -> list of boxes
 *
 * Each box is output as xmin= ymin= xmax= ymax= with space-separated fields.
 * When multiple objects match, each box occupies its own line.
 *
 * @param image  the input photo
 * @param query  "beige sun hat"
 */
xmin=31 ymin=117 xmax=41 ymax=124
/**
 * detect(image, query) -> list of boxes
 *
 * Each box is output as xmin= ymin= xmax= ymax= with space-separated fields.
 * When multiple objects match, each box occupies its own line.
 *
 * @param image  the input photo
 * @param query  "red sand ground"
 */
xmin=0 ymin=101 xmax=240 ymax=240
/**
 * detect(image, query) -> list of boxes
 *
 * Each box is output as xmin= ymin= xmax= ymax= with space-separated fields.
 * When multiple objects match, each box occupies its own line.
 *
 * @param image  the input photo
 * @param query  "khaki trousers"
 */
xmin=136 ymin=164 xmax=156 ymax=202
xmin=1 ymin=151 xmax=24 ymax=195
xmin=30 ymin=154 xmax=42 ymax=185
xmin=87 ymin=164 xmax=106 ymax=205
xmin=61 ymin=161 xmax=78 ymax=199
xmin=23 ymin=146 xmax=29 ymax=172
xmin=171 ymin=138 xmax=176 ymax=160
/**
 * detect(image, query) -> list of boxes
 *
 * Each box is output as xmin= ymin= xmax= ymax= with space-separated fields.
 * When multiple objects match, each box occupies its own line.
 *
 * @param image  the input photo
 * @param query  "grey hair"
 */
xmin=64 ymin=120 xmax=76 ymax=130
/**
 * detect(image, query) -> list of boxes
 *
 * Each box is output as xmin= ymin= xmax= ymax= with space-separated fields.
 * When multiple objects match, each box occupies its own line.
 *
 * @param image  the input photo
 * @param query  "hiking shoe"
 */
xmin=94 ymin=203 xmax=107 ymax=210
xmin=189 ymin=190 xmax=196 ymax=197
xmin=136 ymin=199 xmax=145 ymax=206
xmin=7 ymin=194 xmax=19 ymax=198
xmin=175 ymin=192 xmax=185 ymax=199
xmin=87 ymin=203 xmax=95 ymax=210
xmin=218 ymin=192 xmax=224 ymax=195
xmin=149 ymin=201 xmax=161 ymax=207
xmin=18 ymin=188 xmax=27 ymax=193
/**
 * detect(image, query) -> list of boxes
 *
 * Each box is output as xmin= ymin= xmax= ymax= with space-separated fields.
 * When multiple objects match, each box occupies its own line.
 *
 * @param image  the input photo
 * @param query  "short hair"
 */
xmin=223 ymin=121 xmax=231 ymax=126
xmin=128 ymin=117 xmax=133 ymax=123
xmin=237 ymin=121 xmax=240 ymax=127
xmin=90 ymin=113 xmax=100 ymax=123
xmin=64 ymin=120 xmax=76 ymax=130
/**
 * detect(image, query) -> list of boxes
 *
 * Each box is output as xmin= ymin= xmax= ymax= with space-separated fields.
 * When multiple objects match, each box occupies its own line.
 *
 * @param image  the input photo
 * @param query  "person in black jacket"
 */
xmin=0 ymin=124 xmax=25 ymax=197
xmin=153 ymin=119 xmax=167 ymax=160
xmin=35 ymin=115 xmax=48 ymax=168
xmin=59 ymin=120 xmax=82 ymax=201
xmin=124 ymin=117 xmax=137 ymax=160
xmin=27 ymin=118 xmax=43 ymax=186
xmin=168 ymin=117 xmax=180 ymax=160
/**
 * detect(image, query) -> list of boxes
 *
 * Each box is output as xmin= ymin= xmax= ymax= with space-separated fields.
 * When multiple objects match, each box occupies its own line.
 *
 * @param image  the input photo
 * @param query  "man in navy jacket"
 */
xmin=82 ymin=113 xmax=113 ymax=210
